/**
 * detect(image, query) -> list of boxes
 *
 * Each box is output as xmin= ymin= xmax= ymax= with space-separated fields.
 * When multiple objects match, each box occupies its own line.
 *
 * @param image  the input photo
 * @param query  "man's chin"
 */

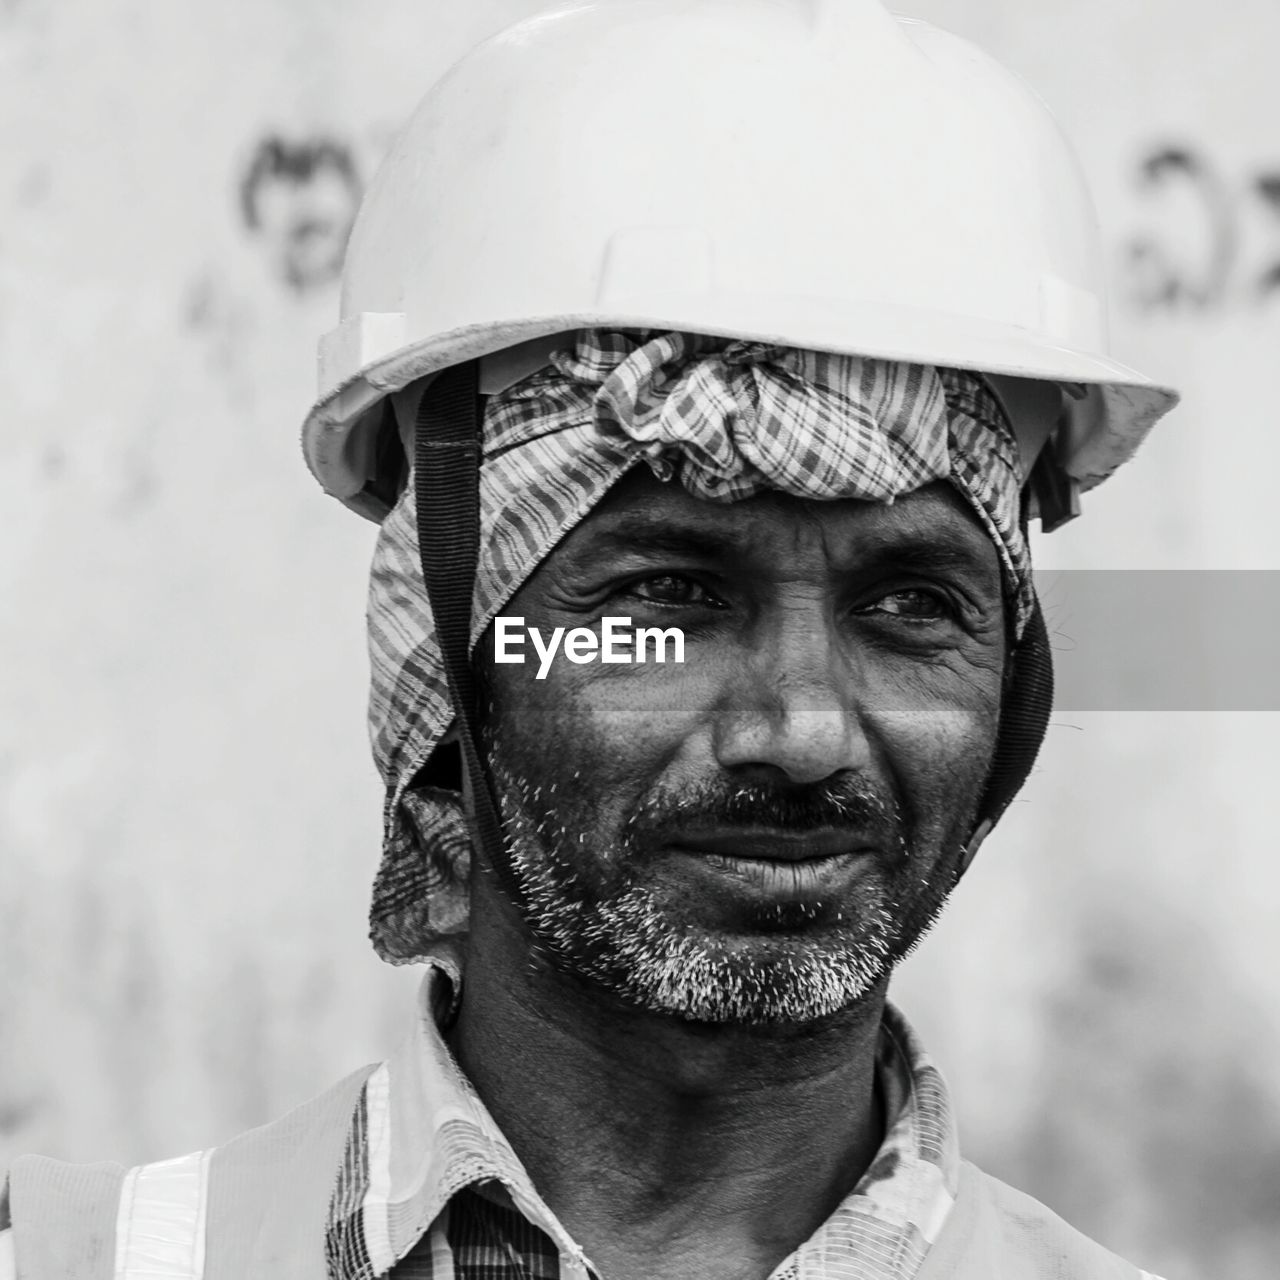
xmin=537 ymin=914 xmax=896 ymax=1028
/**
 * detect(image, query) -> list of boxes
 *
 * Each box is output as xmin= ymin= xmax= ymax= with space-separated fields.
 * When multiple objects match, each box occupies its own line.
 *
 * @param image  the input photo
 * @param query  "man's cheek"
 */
xmin=486 ymin=684 xmax=634 ymax=827
xmin=873 ymin=703 xmax=997 ymax=820
xmin=542 ymin=660 xmax=710 ymax=773
xmin=575 ymin=653 xmax=725 ymax=747
xmin=874 ymin=703 xmax=997 ymax=755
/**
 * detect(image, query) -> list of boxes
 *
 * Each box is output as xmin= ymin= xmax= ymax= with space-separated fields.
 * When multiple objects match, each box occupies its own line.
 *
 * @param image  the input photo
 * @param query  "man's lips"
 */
xmin=660 ymin=828 xmax=880 ymax=903
xmin=665 ymin=827 xmax=876 ymax=863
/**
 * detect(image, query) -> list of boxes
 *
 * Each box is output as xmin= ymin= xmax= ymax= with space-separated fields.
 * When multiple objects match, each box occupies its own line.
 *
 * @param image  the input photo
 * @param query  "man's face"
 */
xmin=480 ymin=469 xmax=1007 ymax=1026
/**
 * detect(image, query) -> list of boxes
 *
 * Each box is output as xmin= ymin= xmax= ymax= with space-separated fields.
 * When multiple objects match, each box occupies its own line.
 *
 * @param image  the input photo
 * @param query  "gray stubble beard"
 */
xmin=487 ymin=756 xmax=927 ymax=1028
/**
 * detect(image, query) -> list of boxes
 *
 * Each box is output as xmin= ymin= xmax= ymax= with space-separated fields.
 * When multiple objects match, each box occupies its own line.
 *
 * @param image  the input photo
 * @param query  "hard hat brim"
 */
xmin=301 ymin=303 xmax=1178 ymax=522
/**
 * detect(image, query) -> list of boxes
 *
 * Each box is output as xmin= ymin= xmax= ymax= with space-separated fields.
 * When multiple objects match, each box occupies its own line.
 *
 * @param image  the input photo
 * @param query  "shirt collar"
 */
xmin=327 ymin=944 xmax=961 ymax=1280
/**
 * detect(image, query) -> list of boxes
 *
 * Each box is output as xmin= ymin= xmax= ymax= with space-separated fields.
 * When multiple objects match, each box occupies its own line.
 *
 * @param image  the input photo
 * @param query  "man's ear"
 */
xmin=958 ymin=818 xmax=993 ymax=876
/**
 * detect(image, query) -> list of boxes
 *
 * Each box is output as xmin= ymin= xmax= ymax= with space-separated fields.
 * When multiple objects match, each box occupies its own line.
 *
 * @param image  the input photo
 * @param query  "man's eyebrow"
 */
xmin=583 ymin=518 xmax=747 ymax=560
xmin=855 ymin=537 xmax=998 ymax=579
xmin=583 ymin=517 xmax=996 ymax=578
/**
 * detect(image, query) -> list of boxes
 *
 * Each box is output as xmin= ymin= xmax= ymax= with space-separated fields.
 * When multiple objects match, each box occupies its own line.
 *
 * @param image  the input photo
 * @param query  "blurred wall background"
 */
xmin=2 ymin=2 xmax=1278 ymax=1276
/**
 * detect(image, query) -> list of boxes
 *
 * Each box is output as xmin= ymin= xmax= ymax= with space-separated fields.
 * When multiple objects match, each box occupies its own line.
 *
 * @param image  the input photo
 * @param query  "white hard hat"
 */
xmin=302 ymin=0 xmax=1178 ymax=523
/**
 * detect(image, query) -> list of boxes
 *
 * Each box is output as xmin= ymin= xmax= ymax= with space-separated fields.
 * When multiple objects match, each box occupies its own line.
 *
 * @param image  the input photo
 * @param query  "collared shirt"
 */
xmin=324 ymin=945 xmax=960 ymax=1280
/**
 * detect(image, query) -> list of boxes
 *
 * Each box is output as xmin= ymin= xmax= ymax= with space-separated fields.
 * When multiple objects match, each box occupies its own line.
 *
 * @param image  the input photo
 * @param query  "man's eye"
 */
xmin=863 ymin=589 xmax=955 ymax=621
xmin=625 ymin=575 xmax=723 ymax=607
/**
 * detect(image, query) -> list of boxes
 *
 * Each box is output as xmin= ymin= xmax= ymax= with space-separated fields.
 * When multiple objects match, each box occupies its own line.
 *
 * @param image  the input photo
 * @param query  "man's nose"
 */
xmin=711 ymin=613 xmax=871 ymax=786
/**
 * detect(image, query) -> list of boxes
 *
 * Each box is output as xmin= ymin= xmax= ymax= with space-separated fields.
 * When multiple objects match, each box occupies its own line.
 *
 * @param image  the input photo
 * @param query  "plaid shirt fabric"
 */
xmin=325 ymin=944 xmax=960 ymax=1280
xmin=366 ymin=329 xmax=1028 ymax=964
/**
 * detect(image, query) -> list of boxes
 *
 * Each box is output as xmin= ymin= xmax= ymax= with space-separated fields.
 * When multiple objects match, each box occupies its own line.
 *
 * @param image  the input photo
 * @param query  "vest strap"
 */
xmin=115 ymin=1150 xmax=212 ymax=1279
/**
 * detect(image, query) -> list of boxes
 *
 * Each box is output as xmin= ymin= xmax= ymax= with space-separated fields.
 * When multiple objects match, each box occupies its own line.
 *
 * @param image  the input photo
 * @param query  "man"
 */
xmin=1 ymin=0 xmax=1180 ymax=1276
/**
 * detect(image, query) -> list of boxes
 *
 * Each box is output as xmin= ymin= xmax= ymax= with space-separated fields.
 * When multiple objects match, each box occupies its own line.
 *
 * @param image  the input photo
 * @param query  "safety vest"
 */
xmin=2 ymin=1066 xmax=1158 ymax=1280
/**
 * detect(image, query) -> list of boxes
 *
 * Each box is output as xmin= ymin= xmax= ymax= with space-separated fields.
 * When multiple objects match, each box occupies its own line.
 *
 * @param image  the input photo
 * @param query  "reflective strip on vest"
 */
xmin=361 ymin=1061 xmax=396 ymax=1273
xmin=114 ymin=1150 xmax=211 ymax=1280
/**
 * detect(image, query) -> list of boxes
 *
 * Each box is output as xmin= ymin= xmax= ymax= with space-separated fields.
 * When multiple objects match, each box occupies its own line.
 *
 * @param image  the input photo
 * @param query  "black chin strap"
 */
xmin=961 ymin=596 xmax=1055 ymax=873
xmin=413 ymin=361 xmax=521 ymax=901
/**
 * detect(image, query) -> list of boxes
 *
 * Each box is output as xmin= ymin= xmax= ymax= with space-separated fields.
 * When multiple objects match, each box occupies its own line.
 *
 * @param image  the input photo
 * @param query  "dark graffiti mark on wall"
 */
xmin=1123 ymin=147 xmax=1236 ymax=310
xmin=1123 ymin=143 xmax=1280 ymax=312
xmin=239 ymin=136 xmax=362 ymax=292
xmin=1252 ymin=173 xmax=1280 ymax=301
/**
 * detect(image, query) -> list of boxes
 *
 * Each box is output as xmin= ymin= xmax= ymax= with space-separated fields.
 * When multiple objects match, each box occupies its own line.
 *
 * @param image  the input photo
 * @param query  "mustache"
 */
xmin=625 ymin=776 xmax=905 ymax=842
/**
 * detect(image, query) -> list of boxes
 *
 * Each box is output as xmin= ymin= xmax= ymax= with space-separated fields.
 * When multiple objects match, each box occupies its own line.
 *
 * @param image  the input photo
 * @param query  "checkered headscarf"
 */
xmin=366 ymin=329 xmax=1029 ymax=963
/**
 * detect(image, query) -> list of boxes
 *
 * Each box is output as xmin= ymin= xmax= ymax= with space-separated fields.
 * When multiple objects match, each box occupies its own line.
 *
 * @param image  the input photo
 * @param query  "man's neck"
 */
xmin=447 ymin=896 xmax=888 ymax=1280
